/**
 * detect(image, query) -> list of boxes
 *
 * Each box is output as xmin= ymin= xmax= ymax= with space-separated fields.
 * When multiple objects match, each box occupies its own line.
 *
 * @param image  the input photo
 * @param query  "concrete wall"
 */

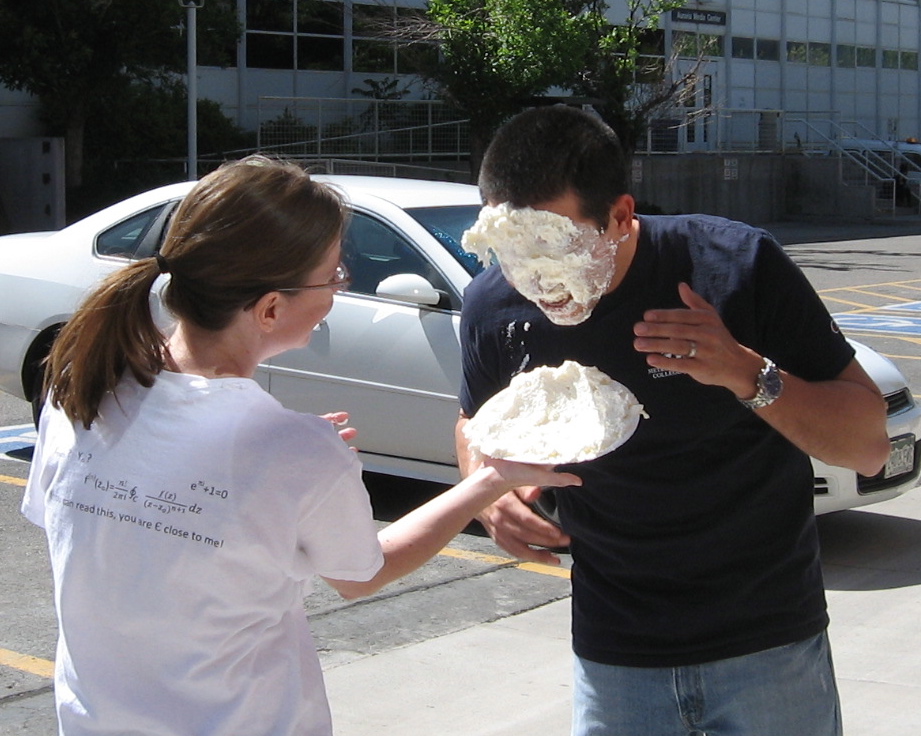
xmin=630 ymin=153 xmax=876 ymax=223
xmin=0 ymin=138 xmax=66 ymax=234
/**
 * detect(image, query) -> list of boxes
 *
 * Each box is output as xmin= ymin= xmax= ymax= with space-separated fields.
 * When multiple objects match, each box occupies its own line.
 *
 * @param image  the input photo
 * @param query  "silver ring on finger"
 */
xmin=687 ymin=340 xmax=698 ymax=359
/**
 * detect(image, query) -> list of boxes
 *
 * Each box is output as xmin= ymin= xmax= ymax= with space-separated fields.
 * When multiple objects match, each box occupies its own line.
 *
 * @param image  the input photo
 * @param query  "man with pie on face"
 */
xmin=454 ymin=105 xmax=890 ymax=736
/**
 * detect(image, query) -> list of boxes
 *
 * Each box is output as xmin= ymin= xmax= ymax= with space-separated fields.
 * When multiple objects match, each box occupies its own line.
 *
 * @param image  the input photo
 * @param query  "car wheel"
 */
xmin=30 ymin=365 xmax=45 ymax=428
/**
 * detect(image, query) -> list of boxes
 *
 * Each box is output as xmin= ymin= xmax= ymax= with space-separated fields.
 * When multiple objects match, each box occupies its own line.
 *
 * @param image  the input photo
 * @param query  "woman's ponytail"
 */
xmin=45 ymin=257 xmax=167 ymax=429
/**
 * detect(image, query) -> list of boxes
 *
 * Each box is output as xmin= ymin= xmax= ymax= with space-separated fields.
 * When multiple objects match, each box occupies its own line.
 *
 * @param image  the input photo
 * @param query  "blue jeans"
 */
xmin=572 ymin=631 xmax=842 ymax=736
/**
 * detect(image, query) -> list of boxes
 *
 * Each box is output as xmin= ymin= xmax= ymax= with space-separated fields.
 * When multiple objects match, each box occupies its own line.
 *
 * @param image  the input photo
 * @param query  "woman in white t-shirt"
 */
xmin=22 ymin=156 xmax=579 ymax=736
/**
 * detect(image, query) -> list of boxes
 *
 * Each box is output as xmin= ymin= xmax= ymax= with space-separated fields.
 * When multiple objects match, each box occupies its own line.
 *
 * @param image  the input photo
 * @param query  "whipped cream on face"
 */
xmin=461 ymin=204 xmax=620 ymax=326
xmin=464 ymin=361 xmax=645 ymax=464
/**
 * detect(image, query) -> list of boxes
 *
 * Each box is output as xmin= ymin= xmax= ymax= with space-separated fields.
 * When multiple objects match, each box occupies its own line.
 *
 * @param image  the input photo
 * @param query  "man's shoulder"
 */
xmin=640 ymin=213 xmax=774 ymax=245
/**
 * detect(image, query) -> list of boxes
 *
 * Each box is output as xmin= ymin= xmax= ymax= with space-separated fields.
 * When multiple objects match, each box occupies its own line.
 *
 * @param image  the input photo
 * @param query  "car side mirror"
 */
xmin=375 ymin=273 xmax=443 ymax=306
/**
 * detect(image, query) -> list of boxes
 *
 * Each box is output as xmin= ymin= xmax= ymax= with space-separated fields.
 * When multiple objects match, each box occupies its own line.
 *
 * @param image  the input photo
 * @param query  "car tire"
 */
xmin=30 ymin=366 xmax=45 ymax=428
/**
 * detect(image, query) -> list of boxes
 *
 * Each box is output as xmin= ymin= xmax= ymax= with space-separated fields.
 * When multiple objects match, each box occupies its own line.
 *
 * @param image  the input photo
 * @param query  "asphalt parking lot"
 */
xmin=1 ymin=217 xmax=920 ymax=735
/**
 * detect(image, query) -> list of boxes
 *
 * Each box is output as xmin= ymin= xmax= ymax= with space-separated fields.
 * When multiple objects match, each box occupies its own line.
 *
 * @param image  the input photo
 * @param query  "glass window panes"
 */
xmin=786 ymin=41 xmax=807 ymax=63
xmin=837 ymin=44 xmax=856 ymax=67
xmin=672 ymin=31 xmax=697 ymax=58
xmin=882 ymin=49 xmax=900 ymax=69
xmin=297 ymin=1 xmax=343 ymax=35
xmin=756 ymin=38 xmax=779 ymax=61
xmin=248 ymin=0 xmax=293 ymax=32
xmin=856 ymin=46 xmax=876 ymax=67
xmin=247 ymin=33 xmax=295 ymax=69
xmin=700 ymin=34 xmax=723 ymax=57
xmin=297 ymin=35 xmax=343 ymax=70
xmin=353 ymin=4 xmax=395 ymax=37
xmin=732 ymin=37 xmax=754 ymax=59
xmin=808 ymin=42 xmax=831 ymax=66
xmin=901 ymin=51 xmax=919 ymax=70
xmin=353 ymin=39 xmax=395 ymax=73
xmin=406 ymin=205 xmax=484 ymax=277
xmin=637 ymin=28 xmax=665 ymax=56
xmin=96 ymin=206 xmax=169 ymax=259
xmin=342 ymin=212 xmax=454 ymax=301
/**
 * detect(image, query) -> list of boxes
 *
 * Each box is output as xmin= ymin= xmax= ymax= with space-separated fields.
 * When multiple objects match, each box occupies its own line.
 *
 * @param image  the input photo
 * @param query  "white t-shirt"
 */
xmin=22 ymin=371 xmax=384 ymax=736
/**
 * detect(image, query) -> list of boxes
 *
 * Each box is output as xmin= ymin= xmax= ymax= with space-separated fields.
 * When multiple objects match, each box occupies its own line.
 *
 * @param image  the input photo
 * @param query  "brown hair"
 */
xmin=45 ymin=156 xmax=346 ymax=428
xmin=478 ymin=106 xmax=628 ymax=229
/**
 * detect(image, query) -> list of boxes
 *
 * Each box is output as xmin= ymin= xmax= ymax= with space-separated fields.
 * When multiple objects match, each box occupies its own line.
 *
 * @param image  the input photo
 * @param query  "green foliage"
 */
xmin=64 ymin=81 xmax=253 ymax=221
xmin=352 ymin=77 xmax=413 ymax=102
xmin=0 ymin=0 xmax=240 ymax=189
xmin=572 ymin=0 xmax=685 ymax=151
xmin=425 ymin=0 xmax=595 ymax=145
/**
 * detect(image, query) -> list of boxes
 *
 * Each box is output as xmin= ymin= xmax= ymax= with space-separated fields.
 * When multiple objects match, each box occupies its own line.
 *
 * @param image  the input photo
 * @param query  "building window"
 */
xmin=246 ymin=0 xmax=346 ymax=72
xmin=837 ymin=44 xmax=856 ymax=68
xmin=808 ymin=42 xmax=831 ymax=66
xmin=298 ymin=36 xmax=344 ymax=71
xmin=786 ymin=41 xmax=807 ymax=63
xmin=247 ymin=32 xmax=295 ymax=69
xmin=248 ymin=0 xmax=293 ymax=32
xmin=856 ymin=46 xmax=876 ymax=67
xmin=672 ymin=30 xmax=697 ymax=58
xmin=732 ymin=36 xmax=754 ymax=59
xmin=672 ymin=31 xmax=723 ymax=58
xmin=882 ymin=49 xmax=900 ymax=69
xmin=756 ymin=38 xmax=780 ymax=61
xmin=901 ymin=51 xmax=919 ymax=70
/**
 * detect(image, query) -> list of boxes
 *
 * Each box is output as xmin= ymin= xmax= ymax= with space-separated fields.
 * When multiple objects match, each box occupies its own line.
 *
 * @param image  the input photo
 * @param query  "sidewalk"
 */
xmin=323 ymin=493 xmax=921 ymax=736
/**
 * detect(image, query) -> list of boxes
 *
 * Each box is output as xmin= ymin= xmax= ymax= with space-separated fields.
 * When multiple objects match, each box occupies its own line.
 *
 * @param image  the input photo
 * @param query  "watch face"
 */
xmin=762 ymin=364 xmax=783 ymax=398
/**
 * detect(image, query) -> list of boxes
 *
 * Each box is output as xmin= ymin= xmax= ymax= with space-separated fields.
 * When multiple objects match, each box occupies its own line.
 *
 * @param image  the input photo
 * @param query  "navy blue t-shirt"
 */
xmin=459 ymin=214 xmax=855 ymax=668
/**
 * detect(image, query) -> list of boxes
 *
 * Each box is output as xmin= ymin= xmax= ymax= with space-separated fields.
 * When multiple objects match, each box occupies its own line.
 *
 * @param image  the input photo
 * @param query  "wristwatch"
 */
xmin=738 ymin=357 xmax=784 ymax=410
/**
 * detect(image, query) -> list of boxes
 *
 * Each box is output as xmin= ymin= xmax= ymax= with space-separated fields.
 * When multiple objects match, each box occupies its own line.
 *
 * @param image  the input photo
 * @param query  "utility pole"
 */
xmin=179 ymin=1 xmax=205 ymax=180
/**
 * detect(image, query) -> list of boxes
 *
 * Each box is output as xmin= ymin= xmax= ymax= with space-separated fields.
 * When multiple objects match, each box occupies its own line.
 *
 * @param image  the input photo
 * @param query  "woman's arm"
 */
xmin=323 ymin=460 xmax=580 ymax=599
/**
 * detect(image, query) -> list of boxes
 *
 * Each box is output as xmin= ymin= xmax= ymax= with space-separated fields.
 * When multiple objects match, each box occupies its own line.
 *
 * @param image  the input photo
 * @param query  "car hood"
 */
xmin=850 ymin=339 xmax=909 ymax=395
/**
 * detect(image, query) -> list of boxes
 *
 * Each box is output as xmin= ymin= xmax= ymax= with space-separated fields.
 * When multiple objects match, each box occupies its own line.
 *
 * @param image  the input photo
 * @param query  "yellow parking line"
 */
xmin=820 ymin=296 xmax=881 ymax=310
xmin=517 ymin=562 xmax=573 ymax=579
xmin=0 ymin=474 xmax=26 ymax=487
xmin=818 ymin=279 xmax=921 ymax=293
xmin=439 ymin=546 xmax=571 ymax=580
xmin=0 ymin=648 xmax=54 ymax=679
xmin=841 ymin=289 xmax=918 ymax=303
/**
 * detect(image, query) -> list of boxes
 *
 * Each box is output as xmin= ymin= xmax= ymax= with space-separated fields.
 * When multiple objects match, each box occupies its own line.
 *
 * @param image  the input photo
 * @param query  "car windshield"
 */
xmin=406 ymin=205 xmax=484 ymax=276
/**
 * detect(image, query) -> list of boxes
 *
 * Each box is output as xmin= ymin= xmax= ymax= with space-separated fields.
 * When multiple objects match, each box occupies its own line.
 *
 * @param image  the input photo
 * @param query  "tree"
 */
xmin=0 ymin=0 xmax=239 ymax=189
xmin=69 ymin=78 xmax=253 ymax=220
xmin=571 ymin=0 xmax=701 ymax=153
xmin=407 ymin=0 xmax=595 ymax=175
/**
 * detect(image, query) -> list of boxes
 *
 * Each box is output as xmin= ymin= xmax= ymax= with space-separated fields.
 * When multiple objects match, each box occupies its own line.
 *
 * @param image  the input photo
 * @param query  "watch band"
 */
xmin=739 ymin=357 xmax=783 ymax=410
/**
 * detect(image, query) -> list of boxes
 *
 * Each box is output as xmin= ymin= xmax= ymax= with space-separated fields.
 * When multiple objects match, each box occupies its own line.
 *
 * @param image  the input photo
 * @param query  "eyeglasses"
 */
xmin=277 ymin=264 xmax=351 ymax=293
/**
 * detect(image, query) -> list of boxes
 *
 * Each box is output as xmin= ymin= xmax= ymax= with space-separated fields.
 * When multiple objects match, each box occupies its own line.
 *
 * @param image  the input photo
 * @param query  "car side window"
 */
xmin=95 ymin=202 xmax=178 ymax=260
xmin=342 ymin=212 xmax=457 ymax=308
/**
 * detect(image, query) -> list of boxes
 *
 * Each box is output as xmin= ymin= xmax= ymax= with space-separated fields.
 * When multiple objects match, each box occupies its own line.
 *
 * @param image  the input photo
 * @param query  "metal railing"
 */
xmin=256 ymin=96 xmax=470 ymax=163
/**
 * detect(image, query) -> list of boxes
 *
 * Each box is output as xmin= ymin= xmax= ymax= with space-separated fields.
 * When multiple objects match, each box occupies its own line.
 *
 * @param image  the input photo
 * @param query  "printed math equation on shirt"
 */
xmin=62 ymin=461 xmax=231 ymax=549
xmin=82 ymin=474 xmax=229 ymax=517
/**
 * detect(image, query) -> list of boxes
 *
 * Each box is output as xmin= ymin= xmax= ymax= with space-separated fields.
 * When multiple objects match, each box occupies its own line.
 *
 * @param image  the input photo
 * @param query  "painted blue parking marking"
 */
xmin=0 ymin=424 xmax=37 ymax=454
xmin=833 ymin=313 xmax=921 ymax=336
xmin=884 ymin=301 xmax=921 ymax=313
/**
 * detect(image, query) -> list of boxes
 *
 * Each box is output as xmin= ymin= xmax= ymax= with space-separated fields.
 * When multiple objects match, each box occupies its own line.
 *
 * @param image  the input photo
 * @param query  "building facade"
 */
xmin=3 ymin=0 xmax=921 ymax=150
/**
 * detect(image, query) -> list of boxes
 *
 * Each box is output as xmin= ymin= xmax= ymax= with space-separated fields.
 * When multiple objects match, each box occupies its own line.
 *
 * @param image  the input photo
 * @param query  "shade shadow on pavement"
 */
xmin=818 ymin=509 xmax=921 ymax=591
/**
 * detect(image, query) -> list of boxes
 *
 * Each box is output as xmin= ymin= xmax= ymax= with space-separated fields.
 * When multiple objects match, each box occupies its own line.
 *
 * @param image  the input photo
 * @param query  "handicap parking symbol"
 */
xmin=0 ymin=424 xmax=37 ymax=455
xmin=884 ymin=301 xmax=921 ymax=314
xmin=833 ymin=312 xmax=921 ymax=336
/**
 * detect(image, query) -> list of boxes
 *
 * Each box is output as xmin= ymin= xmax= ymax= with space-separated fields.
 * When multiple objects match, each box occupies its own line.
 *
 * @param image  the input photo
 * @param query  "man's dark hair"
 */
xmin=478 ymin=106 xmax=629 ymax=230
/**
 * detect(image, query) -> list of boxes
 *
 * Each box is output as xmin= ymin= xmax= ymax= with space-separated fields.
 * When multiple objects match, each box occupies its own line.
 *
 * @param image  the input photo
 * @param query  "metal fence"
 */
xmin=635 ymin=108 xmax=851 ymax=154
xmin=256 ymin=97 xmax=470 ymax=163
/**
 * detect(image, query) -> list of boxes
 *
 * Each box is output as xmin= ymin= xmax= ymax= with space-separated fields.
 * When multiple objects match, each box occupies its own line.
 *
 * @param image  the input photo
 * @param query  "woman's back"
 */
xmin=25 ymin=371 xmax=382 ymax=735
